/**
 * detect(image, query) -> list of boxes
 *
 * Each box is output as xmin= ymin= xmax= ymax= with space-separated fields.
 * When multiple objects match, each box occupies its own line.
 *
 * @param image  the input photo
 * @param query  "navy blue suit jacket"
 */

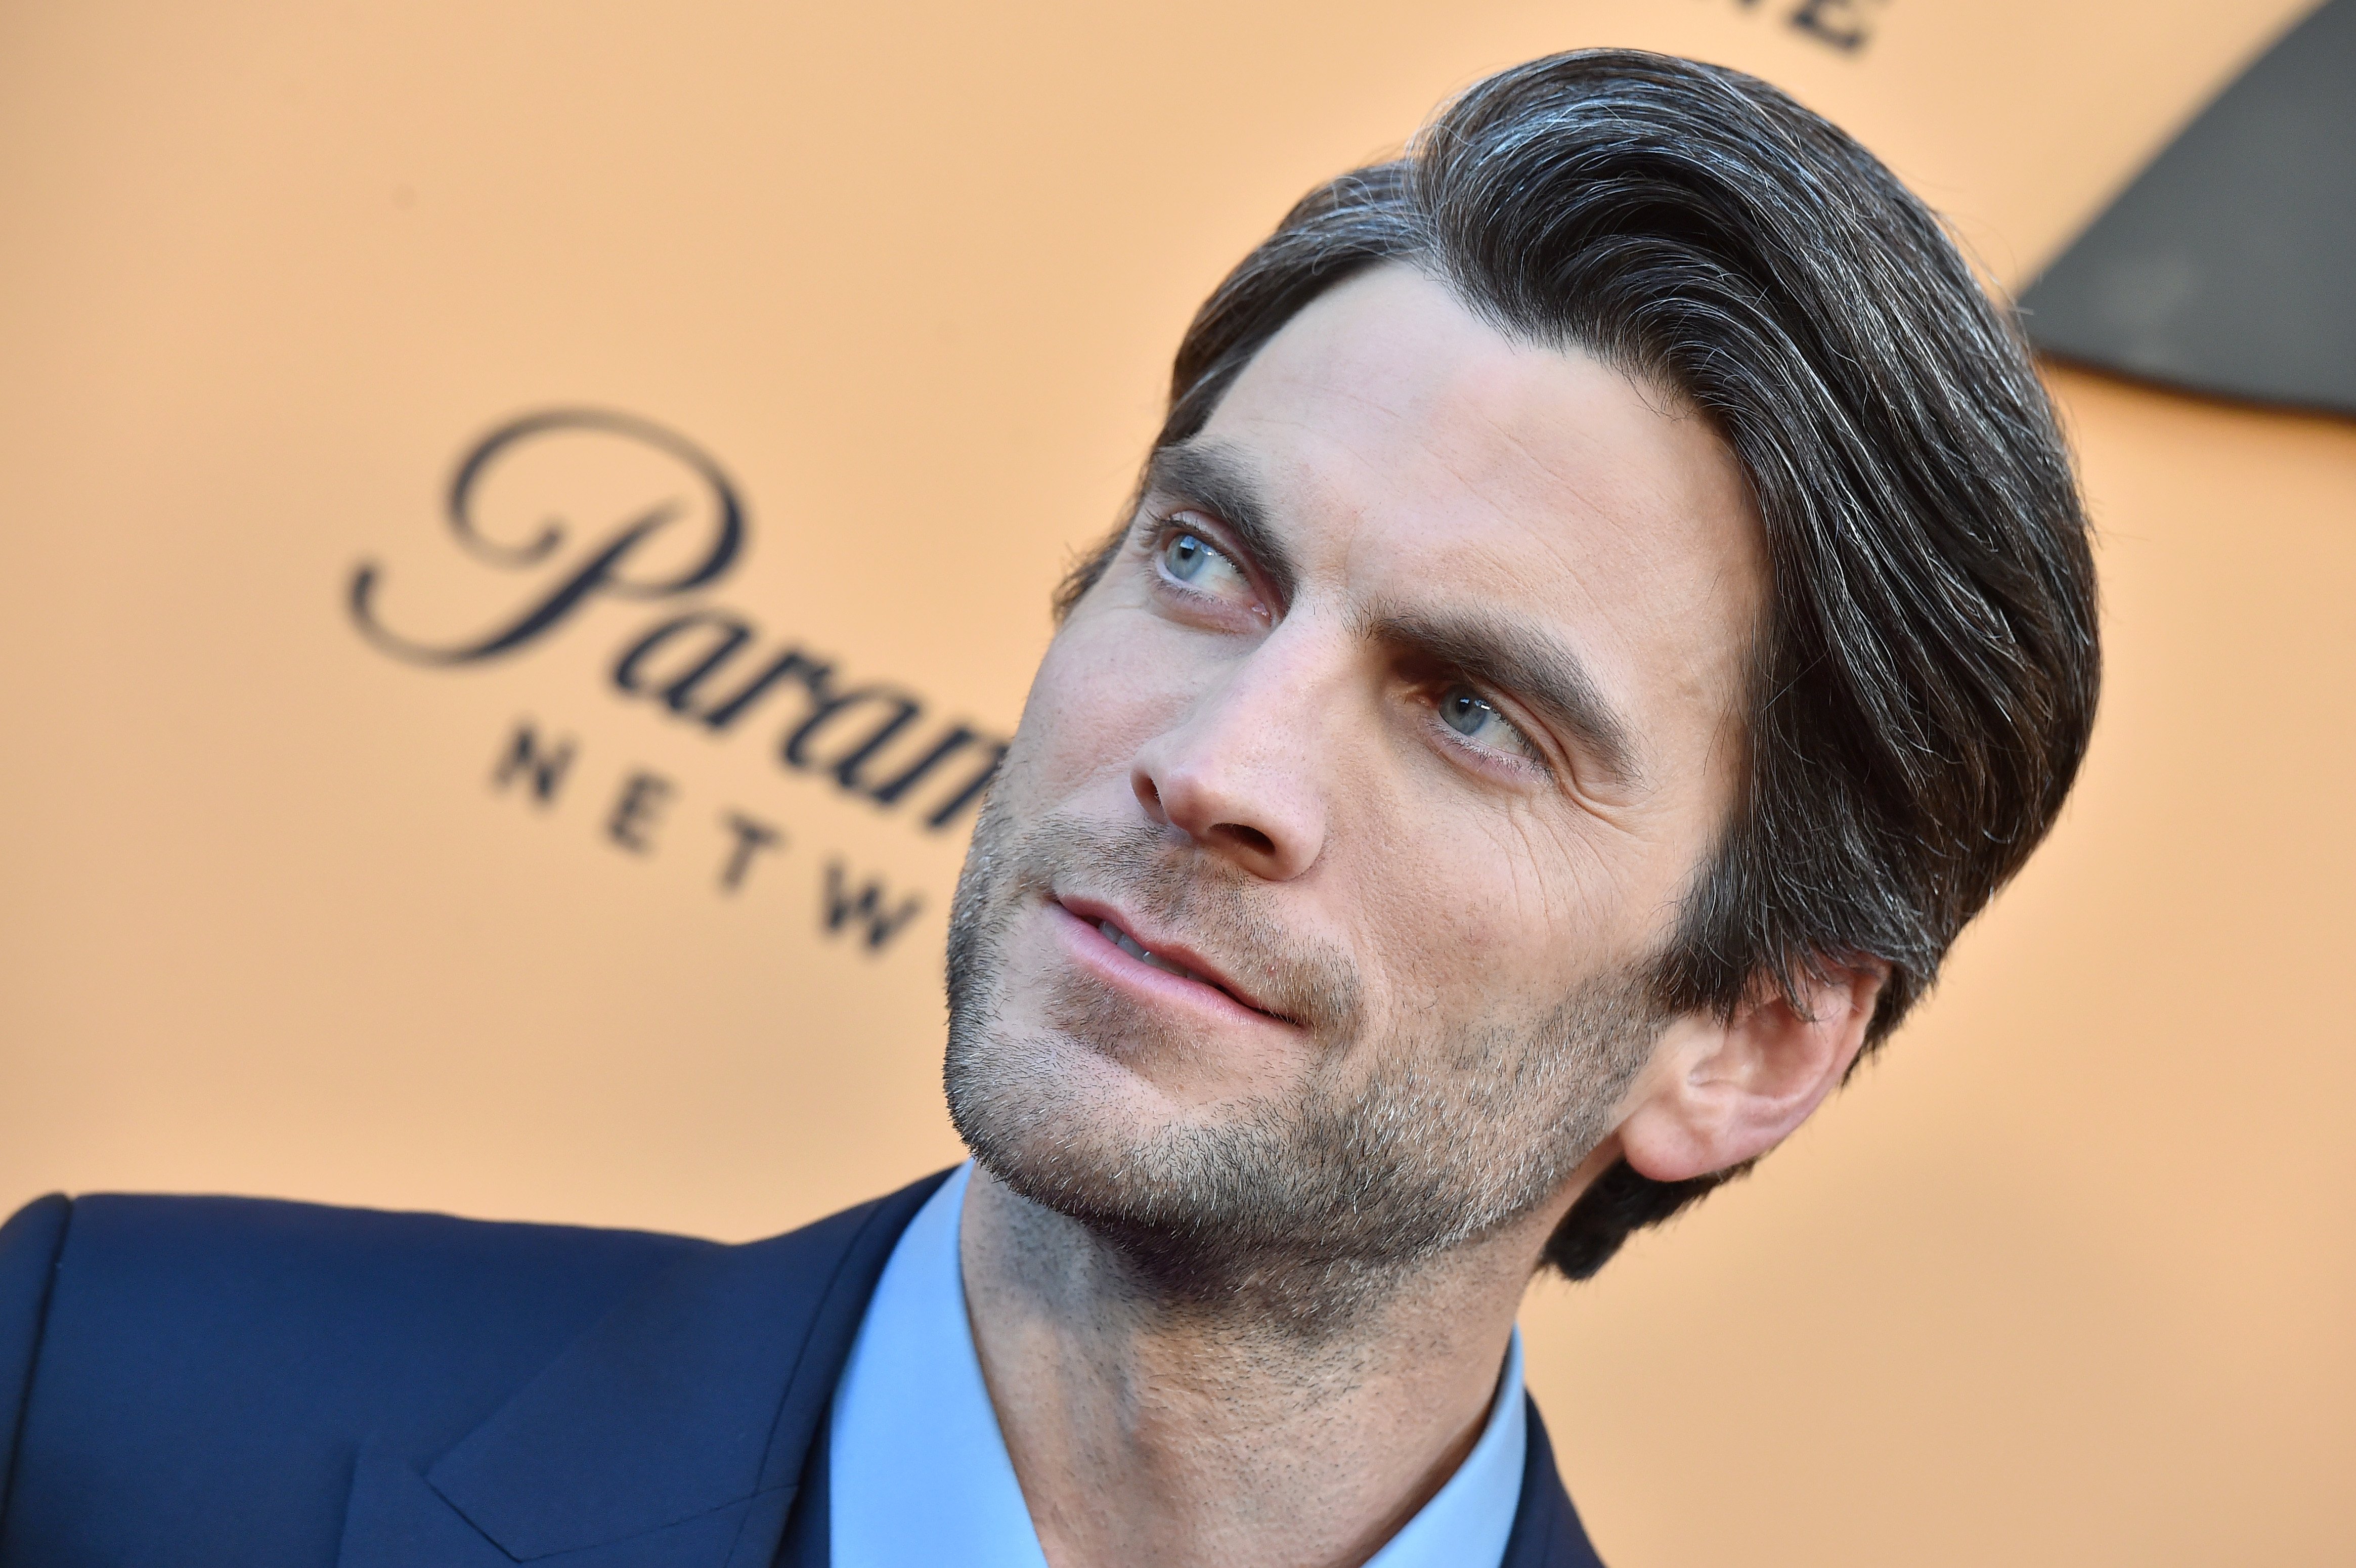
xmin=0 ymin=1175 xmax=1606 ymax=1567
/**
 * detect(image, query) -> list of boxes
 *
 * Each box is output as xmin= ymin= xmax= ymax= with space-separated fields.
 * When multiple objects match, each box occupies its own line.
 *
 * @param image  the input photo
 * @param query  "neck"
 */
xmin=957 ymin=1165 xmax=1574 ymax=1568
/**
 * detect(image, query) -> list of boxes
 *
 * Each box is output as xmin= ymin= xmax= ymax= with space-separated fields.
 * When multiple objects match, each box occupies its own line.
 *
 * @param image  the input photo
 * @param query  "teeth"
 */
xmin=1097 ymin=918 xmax=1201 ymax=983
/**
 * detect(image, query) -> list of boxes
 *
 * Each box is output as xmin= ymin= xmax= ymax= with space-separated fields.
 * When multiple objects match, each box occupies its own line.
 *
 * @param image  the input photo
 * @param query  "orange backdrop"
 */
xmin=2 ymin=2 xmax=2350 ymax=1563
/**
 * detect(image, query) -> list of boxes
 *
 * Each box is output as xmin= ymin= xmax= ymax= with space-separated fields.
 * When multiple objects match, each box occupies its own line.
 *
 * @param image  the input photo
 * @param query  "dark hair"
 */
xmin=1056 ymin=50 xmax=2099 ymax=1279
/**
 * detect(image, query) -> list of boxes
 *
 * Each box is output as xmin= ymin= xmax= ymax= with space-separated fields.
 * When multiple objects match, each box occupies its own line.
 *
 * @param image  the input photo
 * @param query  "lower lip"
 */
xmin=1045 ymin=901 xmax=1286 ymax=1031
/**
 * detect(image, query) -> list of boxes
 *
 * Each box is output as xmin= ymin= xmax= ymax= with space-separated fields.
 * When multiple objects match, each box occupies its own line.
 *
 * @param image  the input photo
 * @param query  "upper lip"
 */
xmin=1053 ymin=893 xmax=1284 ymax=1021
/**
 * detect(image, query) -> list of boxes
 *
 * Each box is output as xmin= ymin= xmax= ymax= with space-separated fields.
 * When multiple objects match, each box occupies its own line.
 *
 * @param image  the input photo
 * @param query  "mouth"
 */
xmin=1050 ymin=895 xmax=1290 ymax=1026
xmin=1094 ymin=916 xmax=1209 ymax=983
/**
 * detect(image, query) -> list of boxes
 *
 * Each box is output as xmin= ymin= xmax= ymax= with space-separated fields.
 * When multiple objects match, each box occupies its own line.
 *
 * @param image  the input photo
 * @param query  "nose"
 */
xmin=1130 ymin=630 xmax=1332 ymax=882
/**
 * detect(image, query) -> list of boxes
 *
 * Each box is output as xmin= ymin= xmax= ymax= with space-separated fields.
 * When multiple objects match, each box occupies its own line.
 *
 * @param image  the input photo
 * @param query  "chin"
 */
xmin=943 ymin=997 xmax=1220 ymax=1196
xmin=939 ymin=776 xmax=1657 ymax=1320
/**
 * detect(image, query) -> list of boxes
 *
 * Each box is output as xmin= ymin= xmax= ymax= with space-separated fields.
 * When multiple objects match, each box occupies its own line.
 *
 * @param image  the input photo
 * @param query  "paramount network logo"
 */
xmin=346 ymin=409 xmax=1006 ymax=949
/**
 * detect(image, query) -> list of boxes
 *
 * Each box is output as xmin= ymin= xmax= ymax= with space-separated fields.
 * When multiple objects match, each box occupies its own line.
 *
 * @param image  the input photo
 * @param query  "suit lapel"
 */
xmin=335 ymin=1172 xmax=948 ymax=1568
xmin=336 ymin=1169 xmax=1605 ymax=1568
xmin=1501 ymin=1397 xmax=1609 ymax=1568
xmin=339 ymin=1439 xmax=796 ymax=1568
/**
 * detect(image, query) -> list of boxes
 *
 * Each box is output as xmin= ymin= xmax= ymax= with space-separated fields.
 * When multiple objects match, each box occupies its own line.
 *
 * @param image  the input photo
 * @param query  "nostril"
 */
xmin=1212 ymin=822 xmax=1277 ymax=858
xmin=1132 ymin=770 xmax=1167 ymax=824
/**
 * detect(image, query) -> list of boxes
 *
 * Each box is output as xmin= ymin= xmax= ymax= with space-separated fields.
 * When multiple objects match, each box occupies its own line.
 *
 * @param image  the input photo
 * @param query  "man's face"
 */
xmin=946 ymin=265 xmax=1764 ymax=1302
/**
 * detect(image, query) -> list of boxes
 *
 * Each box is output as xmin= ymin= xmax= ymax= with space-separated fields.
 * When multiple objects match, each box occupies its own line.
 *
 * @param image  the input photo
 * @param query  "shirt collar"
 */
xmin=827 ymin=1161 xmax=1528 ymax=1568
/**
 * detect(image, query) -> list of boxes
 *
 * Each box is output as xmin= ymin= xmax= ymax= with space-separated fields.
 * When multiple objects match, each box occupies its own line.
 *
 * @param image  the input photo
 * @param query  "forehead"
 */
xmin=1192 ymin=264 xmax=1766 ymax=771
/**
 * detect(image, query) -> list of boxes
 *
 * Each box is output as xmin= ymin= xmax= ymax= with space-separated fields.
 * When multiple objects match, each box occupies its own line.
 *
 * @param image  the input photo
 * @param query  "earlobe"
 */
xmin=1616 ymin=961 xmax=1888 ymax=1185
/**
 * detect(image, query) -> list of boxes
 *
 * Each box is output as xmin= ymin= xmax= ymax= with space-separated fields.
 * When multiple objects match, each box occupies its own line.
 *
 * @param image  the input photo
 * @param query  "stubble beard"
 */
xmin=943 ymin=783 xmax=1671 ymax=1334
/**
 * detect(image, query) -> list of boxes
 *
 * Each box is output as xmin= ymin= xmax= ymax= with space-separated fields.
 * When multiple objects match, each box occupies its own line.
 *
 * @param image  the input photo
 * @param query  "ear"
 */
xmin=1616 ymin=960 xmax=1890 ymax=1184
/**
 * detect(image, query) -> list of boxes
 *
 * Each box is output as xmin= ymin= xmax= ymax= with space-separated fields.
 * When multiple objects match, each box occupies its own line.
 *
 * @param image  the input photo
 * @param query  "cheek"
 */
xmin=1343 ymin=785 xmax=1705 ymax=1032
xmin=1337 ymin=802 xmax=1603 ymax=1015
xmin=1010 ymin=614 xmax=1186 ymax=800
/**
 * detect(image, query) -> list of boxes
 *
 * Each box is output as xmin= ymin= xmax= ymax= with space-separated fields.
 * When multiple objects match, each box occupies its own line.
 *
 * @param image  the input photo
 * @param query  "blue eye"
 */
xmin=1162 ymin=531 xmax=1214 ymax=581
xmin=1441 ymin=686 xmax=1500 ymax=738
xmin=1148 ymin=520 xmax=1259 ymax=615
xmin=1436 ymin=684 xmax=1536 ymax=761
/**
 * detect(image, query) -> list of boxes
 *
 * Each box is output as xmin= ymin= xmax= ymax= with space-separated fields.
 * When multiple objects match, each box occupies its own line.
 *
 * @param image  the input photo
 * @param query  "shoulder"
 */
xmin=0 ymin=1192 xmax=712 ymax=1562
xmin=27 ymin=1189 xmax=711 ymax=1317
xmin=0 ymin=1195 xmax=71 ymax=1497
xmin=12 ymin=1192 xmax=715 ymax=1416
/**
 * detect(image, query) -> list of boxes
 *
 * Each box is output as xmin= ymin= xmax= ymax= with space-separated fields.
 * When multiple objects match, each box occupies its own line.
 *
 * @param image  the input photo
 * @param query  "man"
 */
xmin=0 ymin=49 xmax=2096 ymax=1568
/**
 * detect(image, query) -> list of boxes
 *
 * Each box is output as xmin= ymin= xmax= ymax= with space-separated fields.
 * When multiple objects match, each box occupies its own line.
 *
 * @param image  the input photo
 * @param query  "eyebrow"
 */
xmin=1145 ymin=441 xmax=1642 ymax=790
xmin=1364 ymin=605 xmax=1645 ymax=791
xmin=1141 ymin=442 xmax=1300 ymax=607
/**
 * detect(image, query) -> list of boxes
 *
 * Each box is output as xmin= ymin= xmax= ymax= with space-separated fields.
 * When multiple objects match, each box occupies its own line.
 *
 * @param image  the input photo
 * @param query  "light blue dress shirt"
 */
xmin=829 ymin=1162 xmax=1528 ymax=1567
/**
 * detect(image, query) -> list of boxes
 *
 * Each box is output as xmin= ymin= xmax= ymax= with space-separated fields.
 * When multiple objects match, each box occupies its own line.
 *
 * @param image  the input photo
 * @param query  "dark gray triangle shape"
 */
xmin=2019 ymin=0 xmax=2356 ymax=417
